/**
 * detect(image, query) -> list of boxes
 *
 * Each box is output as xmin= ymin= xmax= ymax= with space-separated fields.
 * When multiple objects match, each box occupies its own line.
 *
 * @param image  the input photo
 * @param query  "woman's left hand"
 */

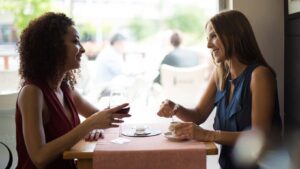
xmin=174 ymin=122 xmax=207 ymax=141
xmin=85 ymin=129 xmax=104 ymax=141
xmin=173 ymin=122 xmax=197 ymax=139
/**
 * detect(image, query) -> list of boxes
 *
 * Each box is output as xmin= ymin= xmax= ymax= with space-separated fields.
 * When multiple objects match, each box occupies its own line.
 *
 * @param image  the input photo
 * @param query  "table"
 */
xmin=63 ymin=124 xmax=218 ymax=169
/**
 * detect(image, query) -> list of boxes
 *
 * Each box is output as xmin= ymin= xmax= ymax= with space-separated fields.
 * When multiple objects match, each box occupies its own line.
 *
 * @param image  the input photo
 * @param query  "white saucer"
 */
xmin=164 ymin=132 xmax=188 ymax=142
xmin=134 ymin=131 xmax=151 ymax=136
xmin=122 ymin=128 xmax=161 ymax=137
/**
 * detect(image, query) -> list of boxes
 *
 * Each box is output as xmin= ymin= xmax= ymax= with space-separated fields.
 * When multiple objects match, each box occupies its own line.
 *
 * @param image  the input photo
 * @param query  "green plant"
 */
xmin=0 ymin=0 xmax=52 ymax=35
xmin=78 ymin=23 xmax=96 ymax=42
xmin=165 ymin=6 xmax=206 ymax=40
xmin=128 ymin=17 xmax=157 ymax=41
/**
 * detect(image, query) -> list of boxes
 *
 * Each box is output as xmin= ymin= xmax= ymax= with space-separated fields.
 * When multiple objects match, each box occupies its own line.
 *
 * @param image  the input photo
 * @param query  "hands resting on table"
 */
xmin=85 ymin=103 xmax=131 ymax=142
xmin=157 ymin=100 xmax=216 ymax=142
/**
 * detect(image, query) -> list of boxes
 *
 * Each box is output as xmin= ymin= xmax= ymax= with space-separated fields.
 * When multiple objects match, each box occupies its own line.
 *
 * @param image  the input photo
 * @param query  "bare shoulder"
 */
xmin=18 ymin=84 xmax=44 ymax=106
xmin=19 ymin=84 xmax=43 ymax=98
xmin=251 ymin=66 xmax=276 ymax=89
xmin=251 ymin=66 xmax=275 ymax=82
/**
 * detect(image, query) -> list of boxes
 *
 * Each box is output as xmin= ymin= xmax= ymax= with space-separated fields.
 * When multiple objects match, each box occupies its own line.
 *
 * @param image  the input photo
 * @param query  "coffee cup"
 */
xmin=135 ymin=126 xmax=146 ymax=135
xmin=168 ymin=121 xmax=180 ymax=136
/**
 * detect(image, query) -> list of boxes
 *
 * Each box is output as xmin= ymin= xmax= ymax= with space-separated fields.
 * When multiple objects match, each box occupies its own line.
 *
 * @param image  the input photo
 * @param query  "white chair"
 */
xmin=0 ymin=70 xmax=20 ymax=93
xmin=0 ymin=92 xmax=18 ymax=168
xmin=160 ymin=64 xmax=208 ymax=108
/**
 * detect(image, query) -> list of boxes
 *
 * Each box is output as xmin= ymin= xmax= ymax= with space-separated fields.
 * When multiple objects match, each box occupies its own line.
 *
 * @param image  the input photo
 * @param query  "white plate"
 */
xmin=164 ymin=132 xmax=188 ymax=142
xmin=122 ymin=128 xmax=161 ymax=137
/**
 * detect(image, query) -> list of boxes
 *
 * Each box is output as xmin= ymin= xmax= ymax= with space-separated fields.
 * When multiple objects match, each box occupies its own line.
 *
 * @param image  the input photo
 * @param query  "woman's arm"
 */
xmin=250 ymin=66 xmax=276 ymax=134
xmin=157 ymin=69 xmax=217 ymax=125
xmin=174 ymin=122 xmax=241 ymax=145
xmin=71 ymin=88 xmax=99 ymax=118
xmin=19 ymin=85 xmax=128 ymax=169
xmin=175 ymin=66 xmax=277 ymax=146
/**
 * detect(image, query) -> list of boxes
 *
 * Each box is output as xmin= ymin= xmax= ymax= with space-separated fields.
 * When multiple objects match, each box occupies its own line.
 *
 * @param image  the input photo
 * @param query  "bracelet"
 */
xmin=213 ymin=130 xmax=221 ymax=142
xmin=172 ymin=104 xmax=180 ymax=115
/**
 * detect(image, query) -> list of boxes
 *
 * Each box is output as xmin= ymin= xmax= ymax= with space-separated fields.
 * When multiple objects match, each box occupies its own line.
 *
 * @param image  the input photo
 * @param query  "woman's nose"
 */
xmin=207 ymin=40 xmax=212 ymax=49
xmin=80 ymin=44 xmax=85 ymax=53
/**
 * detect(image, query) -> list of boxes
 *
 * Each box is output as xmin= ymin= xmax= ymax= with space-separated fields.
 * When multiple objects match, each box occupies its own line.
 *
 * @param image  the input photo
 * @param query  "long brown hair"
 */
xmin=208 ymin=10 xmax=276 ymax=90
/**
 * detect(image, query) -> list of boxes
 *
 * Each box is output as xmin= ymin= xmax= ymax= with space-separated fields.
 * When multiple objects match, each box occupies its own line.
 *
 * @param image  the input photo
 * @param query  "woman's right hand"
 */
xmin=157 ymin=99 xmax=177 ymax=118
xmin=87 ymin=103 xmax=131 ymax=129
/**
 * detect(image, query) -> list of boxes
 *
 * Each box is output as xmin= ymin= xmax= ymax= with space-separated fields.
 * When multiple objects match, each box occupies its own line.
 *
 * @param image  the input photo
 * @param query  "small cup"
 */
xmin=135 ymin=126 xmax=146 ymax=135
xmin=168 ymin=121 xmax=181 ymax=136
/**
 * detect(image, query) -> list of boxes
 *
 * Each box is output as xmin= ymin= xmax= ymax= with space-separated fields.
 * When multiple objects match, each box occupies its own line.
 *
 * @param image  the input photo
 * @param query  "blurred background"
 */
xmin=0 ymin=0 xmax=218 ymax=67
xmin=0 ymin=0 xmax=219 ymax=116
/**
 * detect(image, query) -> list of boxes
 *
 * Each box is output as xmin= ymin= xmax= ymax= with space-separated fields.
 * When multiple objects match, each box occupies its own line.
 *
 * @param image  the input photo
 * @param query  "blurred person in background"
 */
xmin=157 ymin=10 xmax=282 ymax=169
xmin=94 ymin=33 xmax=127 ymax=85
xmin=155 ymin=31 xmax=201 ymax=84
xmin=16 ymin=12 xmax=130 ymax=169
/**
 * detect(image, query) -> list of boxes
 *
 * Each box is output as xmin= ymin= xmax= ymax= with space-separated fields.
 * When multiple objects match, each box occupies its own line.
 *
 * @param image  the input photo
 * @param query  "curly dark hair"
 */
xmin=18 ymin=12 xmax=78 ymax=88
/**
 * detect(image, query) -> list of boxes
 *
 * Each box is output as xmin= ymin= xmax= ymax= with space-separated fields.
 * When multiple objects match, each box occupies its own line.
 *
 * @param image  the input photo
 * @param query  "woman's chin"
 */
xmin=215 ymin=59 xmax=222 ymax=64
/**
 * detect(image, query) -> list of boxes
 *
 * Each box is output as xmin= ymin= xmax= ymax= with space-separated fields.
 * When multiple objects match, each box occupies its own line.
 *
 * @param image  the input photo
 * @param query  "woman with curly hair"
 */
xmin=15 ymin=12 xmax=130 ymax=169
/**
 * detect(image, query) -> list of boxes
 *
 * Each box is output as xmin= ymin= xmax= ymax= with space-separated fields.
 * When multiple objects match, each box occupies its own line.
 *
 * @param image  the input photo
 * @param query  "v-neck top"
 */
xmin=15 ymin=81 xmax=80 ymax=169
xmin=213 ymin=64 xmax=282 ymax=169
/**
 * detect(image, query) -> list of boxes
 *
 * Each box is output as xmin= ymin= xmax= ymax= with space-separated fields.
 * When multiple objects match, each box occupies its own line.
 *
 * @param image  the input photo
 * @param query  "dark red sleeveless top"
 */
xmin=15 ymin=81 xmax=80 ymax=169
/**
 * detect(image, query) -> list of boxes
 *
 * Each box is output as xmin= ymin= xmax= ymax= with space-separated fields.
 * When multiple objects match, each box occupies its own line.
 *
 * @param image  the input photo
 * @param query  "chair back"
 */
xmin=0 ymin=92 xmax=18 ymax=110
xmin=160 ymin=64 xmax=208 ymax=108
xmin=0 ymin=141 xmax=13 ymax=169
xmin=0 ymin=92 xmax=18 ymax=168
xmin=0 ymin=70 xmax=19 ymax=93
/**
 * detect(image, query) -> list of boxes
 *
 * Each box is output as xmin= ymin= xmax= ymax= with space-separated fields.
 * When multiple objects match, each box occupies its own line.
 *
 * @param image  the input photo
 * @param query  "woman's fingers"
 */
xmin=95 ymin=103 xmax=131 ymax=129
xmin=157 ymin=100 xmax=174 ymax=117
xmin=111 ymin=118 xmax=124 ymax=124
xmin=174 ymin=122 xmax=194 ymax=139
xmin=113 ymin=113 xmax=131 ymax=119
xmin=110 ymin=103 xmax=129 ymax=112
xmin=85 ymin=129 xmax=104 ymax=141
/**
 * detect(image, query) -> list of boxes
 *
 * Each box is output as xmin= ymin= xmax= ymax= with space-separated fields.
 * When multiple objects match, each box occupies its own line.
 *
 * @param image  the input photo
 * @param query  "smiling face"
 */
xmin=63 ymin=26 xmax=85 ymax=71
xmin=206 ymin=22 xmax=226 ymax=63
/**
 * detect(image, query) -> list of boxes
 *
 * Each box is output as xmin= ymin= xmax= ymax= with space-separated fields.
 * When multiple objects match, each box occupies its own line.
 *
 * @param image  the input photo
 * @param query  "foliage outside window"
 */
xmin=127 ymin=17 xmax=157 ymax=41
xmin=0 ymin=0 xmax=52 ymax=35
xmin=78 ymin=23 xmax=97 ymax=42
xmin=165 ymin=6 xmax=206 ymax=42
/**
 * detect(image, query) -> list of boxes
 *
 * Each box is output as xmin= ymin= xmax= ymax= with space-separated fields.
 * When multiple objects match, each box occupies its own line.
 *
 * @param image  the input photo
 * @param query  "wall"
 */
xmin=285 ymin=5 xmax=300 ymax=134
xmin=230 ymin=0 xmax=285 ymax=117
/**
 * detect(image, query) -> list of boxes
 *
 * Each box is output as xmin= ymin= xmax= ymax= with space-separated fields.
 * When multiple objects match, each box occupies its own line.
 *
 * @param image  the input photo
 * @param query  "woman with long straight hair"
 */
xmin=157 ymin=10 xmax=282 ymax=169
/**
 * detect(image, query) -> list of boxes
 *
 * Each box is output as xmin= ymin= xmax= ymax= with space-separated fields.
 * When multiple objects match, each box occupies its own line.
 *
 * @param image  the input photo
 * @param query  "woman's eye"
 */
xmin=211 ymin=34 xmax=216 ymax=39
xmin=73 ymin=40 xmax=79 ymax=44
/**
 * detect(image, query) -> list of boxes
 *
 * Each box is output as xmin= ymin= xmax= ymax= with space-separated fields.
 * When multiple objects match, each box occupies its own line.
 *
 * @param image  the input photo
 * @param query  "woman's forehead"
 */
xmin=206 ymin=22 xmax=215 ymax=34
xmin=66 ymin=26 xmax=79 ymax=38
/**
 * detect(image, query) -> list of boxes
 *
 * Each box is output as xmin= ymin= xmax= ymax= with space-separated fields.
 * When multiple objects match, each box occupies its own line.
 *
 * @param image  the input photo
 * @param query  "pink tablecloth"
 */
xmin=93 ymin=124 xmax=207 ymax=169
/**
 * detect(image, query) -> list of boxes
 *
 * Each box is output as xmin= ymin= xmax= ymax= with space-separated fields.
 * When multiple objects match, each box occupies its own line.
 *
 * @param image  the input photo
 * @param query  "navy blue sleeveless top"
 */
xmin=213 ymin=64 xmax=282 ymax=169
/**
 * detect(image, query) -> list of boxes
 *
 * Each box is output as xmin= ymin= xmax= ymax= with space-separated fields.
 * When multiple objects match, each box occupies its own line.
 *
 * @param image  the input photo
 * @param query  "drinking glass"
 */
xmin=109 ymin=88 xmax=129 ymax=138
